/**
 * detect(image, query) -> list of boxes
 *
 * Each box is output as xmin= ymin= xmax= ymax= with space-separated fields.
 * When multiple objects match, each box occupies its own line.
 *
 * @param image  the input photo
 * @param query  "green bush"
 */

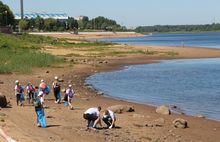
xmin=0 ymin=48 xmax=60 ymax=74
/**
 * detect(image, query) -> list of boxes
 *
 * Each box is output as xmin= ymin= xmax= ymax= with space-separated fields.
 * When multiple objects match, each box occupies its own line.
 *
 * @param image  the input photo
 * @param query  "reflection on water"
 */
xmin=87 ymin=58 xmax=220 ymax=120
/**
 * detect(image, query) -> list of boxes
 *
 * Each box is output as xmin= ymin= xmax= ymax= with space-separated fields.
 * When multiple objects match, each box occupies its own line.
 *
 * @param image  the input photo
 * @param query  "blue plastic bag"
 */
xmin=45 ymin=86 xmax=50 ymax=95
xmin=36 ymin=108 xmax=47 ymax=128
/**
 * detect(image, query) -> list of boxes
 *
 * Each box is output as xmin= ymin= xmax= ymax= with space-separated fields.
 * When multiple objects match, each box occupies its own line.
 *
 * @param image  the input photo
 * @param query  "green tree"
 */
xmin=35 ymin=16 xmax=44 ymax=31
xmin=28 ymin=18 xmax=35 ymax=31
xmin=44 ymin=18 xmax=57 ymax=31
xmin=18 ymin=19 xmax=29 ymax=31
xmin=67 ymin=17 xmax=78 ymax=31
xmin=78 ymin=16 xmax=89 ymax=29
xmin=0 ymin=1 xmax=14 ymax=26
xmin=90 ymin=16 xmax=122 ymax=31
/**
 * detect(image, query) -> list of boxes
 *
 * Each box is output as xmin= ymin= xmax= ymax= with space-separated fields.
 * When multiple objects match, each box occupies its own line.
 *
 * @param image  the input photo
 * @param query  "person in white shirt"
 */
xmin=102 ymin=110 xmax=116 ymax=129
xmin=14 ymin=80 xmax=24 ymax=106
xmin=83 ymin=106 xmax=102 ymax=130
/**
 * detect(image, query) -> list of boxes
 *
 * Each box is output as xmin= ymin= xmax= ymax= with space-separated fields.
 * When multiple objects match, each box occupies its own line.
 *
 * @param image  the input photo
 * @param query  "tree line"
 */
xmin=135 ymin=24 xmax=220 ymax=33
xmin=0 ymin=1 xmax=14 ymax=26
xmin=18 ymin=16 xmax=125 ymax=32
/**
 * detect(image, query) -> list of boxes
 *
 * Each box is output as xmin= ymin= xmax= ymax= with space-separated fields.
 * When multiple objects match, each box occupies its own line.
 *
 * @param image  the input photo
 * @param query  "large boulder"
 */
xmin=0 ymin=95 xmax=8 ymax=108
xmin=156 ymin=105 xmax=171 ymax=115
xmin=107 ymin=105 xmax=135 ymax=114
xmin=173 ymin=118 xmax=188 ymax=129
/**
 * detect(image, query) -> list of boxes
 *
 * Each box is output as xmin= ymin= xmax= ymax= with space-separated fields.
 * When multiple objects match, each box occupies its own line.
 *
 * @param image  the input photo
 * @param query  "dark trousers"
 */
xmin=83 ymin=113 xmax=98 ymax=128
xmin=102 ymin=116 xmax=113 ymax=127
xmin=16 ymin=93 xmax=21 ymax=105
xmin=54 ymin=91 xmax=60 ymax=102
xmin=28 ymin=91 xmax=34 ymax=103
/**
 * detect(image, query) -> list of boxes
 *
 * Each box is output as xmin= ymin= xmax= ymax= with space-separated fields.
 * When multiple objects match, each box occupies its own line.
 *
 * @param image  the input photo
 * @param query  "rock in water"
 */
xmin=156 ymin=105 xmax=171 ymax=115
xmin=0 ymin=95 xmax=7 ymax=108
xmin=173 ymin=118 xmax=188 ymax=128
xmin=107 ymin=105 xmax=135 ymax=114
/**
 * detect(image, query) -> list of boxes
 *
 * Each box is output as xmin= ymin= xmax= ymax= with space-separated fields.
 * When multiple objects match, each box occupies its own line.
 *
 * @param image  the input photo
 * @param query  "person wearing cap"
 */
xmin=102 ymin=110 xmax=116 ymax=129
xmin=64 ymin=84 xmax=74 ymax=109
xmin=52 ymin=76 xmax=61 ymax=104
xmin=26 ymin=82 xmax=35 ymax=104
xmin=83 ymin=106 xmax=102 ymax=130
xmin=14 ymin=80 xmax=24 ymax=106
xmin=33 ymin=91 xmax=47 ymax=128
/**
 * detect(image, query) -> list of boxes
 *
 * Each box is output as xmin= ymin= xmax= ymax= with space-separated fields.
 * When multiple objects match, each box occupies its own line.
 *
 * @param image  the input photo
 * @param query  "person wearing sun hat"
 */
xmin=33 ymin=91 xmax=47 ymax=128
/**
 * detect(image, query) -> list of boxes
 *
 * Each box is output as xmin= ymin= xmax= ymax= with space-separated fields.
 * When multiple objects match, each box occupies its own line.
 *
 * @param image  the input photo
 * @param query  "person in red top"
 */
xmin=39 ymin=79 xmax=47 ymax=94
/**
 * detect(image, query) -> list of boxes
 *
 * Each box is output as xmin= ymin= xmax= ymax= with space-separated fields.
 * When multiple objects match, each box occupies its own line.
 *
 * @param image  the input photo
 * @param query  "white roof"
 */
xmin=15 ymin=13 xmax=68 ymax=20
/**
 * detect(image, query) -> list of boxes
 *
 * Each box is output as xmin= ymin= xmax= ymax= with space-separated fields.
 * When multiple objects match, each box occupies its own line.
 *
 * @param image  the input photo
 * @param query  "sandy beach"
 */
xmin=1 ymin=33 xmax=220 ymax=142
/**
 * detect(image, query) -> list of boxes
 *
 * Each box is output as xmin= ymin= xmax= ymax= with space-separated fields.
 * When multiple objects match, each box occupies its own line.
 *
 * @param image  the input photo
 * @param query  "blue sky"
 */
xmin=1 ymin=0 xmax=220 ymax=27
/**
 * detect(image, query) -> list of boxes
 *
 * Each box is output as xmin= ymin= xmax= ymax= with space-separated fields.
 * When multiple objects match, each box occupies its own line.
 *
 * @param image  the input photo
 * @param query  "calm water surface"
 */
xmin=86 ymin=58 xmax=220 ymax=120
xmin=99 ymin=32 xmax=220 ymax=48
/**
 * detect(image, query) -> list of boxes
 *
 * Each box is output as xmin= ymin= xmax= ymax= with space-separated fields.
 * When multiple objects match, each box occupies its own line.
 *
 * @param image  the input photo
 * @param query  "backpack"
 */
xmin=33 ymin=98 xmax=41 ymax=108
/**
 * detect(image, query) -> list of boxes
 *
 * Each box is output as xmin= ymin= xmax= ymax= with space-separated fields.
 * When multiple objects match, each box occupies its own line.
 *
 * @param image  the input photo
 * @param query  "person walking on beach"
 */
xmin=14 ymin=80 xmax=24 ymax=106
xmin=0 ymin=127 xmax=16 ymax=142
xmin=102 ymin=110 xmax=116 ymax=129
xmin=26 ymin=82 xmax=35 ymax=104
xmin=39 ymin=80 xmax=47 ymax=94
xmin=83 ymin=106 xmax=102 ymax=130
xmin=34 ymin=86 xmax=39 ymax=99
xmin=64 ymin=84 xmax=74 ymax=110
xmin=52 ymin=76 xmax=61 ymax=104
xmin=33 ymin=91 xmax=47 ymax=128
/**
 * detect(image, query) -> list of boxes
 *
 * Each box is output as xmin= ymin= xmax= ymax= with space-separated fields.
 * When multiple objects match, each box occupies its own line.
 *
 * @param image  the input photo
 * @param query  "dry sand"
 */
xmin=0 ymin=33 xmax=220 ymax=142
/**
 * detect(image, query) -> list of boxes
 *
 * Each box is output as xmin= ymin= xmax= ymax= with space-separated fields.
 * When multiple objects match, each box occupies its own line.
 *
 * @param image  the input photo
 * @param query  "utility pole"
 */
xmin=20 ymin=0 xmax=24 ymax=19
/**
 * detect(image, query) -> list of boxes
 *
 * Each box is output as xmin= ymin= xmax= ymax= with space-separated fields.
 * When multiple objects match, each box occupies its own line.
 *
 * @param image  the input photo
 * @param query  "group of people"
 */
xmin=14 ymin=76 xmax=75 ymax=128
xmin=14 ymin=77 xmax=117 ymax=131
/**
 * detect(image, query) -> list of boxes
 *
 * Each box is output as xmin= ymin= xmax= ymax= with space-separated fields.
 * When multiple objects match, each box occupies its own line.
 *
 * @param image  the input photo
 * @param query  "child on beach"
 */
xmin=52 ymin=76 xmax=61 ymax=104
xmin=26 ymin=82 xmax=35 ymax=104
xmin=64 ymin=84 xmax=74 ymax=110
xmin=83 ymin=106 xmax=102 ymax=130
xmin=34 ymin=86 xmax=39 ymax=99
xmin=102 ymin=110 xmax=116 ymax=129
xmin=33 ymin=91 xmax=47 ymax=128
xmin=14 ymin=80 xmax=24 ymax=106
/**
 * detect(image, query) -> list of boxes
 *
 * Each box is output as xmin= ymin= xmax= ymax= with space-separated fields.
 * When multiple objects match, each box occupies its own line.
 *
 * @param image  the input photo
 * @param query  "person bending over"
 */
xmin=102 ymin=109 xmax=116 ymax=129
xmin=83 ymin=106 xmax=102 ymax=130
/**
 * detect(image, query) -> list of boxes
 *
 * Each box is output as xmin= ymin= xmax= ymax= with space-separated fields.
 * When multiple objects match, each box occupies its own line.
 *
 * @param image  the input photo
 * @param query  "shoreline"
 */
xmin=84 ymin=57 xmax=220 ymax=122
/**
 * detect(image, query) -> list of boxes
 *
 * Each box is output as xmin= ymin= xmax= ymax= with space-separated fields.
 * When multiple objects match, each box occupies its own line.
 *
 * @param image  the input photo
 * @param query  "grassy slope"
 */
xmin=0 ymin=33 xmax=60 ymax=73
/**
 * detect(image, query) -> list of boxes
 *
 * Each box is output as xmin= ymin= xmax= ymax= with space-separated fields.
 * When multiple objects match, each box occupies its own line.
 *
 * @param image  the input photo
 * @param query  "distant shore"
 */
xmin=30 ymin=31 xmax=144 ymax=40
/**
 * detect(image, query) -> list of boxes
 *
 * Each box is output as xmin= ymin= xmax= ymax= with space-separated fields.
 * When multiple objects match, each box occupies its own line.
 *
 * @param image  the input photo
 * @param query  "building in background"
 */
xmin=74 ymin=15 xmax=87 ymax=21
xmin=15 ymin=12 xmax=68 ymax=21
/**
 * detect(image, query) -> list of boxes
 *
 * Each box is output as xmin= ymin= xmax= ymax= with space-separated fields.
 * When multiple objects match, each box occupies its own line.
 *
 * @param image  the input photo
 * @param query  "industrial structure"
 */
xmin=15 ymin=13 xmax=68 ymax=20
